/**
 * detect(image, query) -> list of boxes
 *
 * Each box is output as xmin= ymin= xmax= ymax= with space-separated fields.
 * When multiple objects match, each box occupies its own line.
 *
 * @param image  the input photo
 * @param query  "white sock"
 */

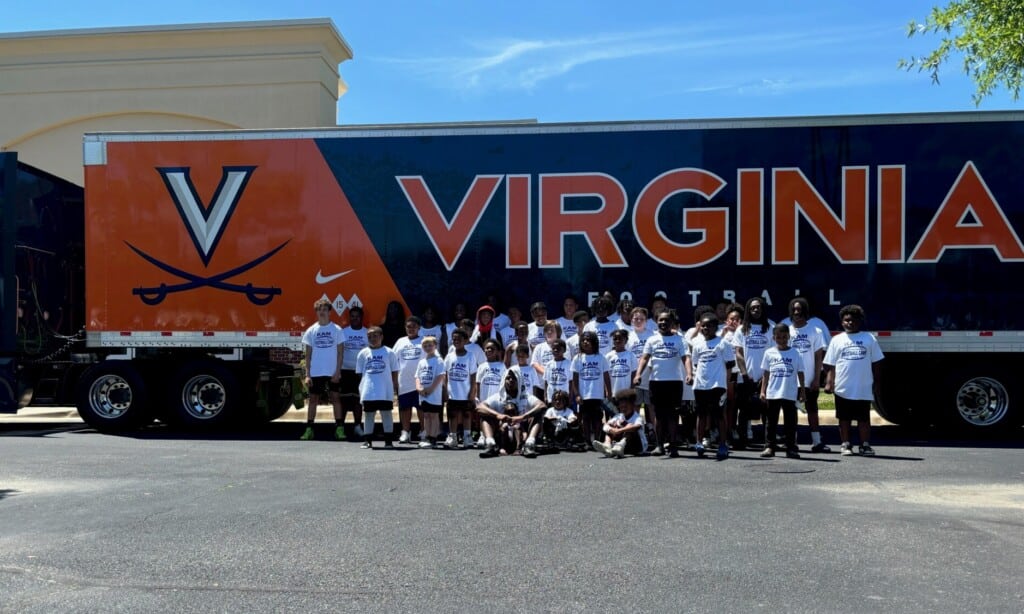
xmin=526 ymin=437 xmax=535 ymax=445
xmin=811 ymin=431 xmax=821 ymax=445
xmin=486 ymin=437 xmax=496 ymax=446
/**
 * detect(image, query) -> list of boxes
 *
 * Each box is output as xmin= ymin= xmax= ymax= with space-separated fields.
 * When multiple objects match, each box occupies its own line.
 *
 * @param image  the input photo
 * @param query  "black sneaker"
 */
xmin=785 ymin=448 xmax=801 ymax=459
xmin=859 ymin=443 xmax=875 ymax=456
xmin=479 ymin=444 xmax=499 ymax=458
xmin=811 ymin=442 xmax=831 ymax=453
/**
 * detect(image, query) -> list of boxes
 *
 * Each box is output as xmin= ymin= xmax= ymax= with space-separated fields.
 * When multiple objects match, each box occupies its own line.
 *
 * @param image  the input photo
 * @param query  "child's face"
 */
xmin=773 ymin=329 xmax=790 ymax=347
xmin=725 ymin=311 xmax=742 ymax=331
xmin=316 ymin=305 xmax=331 ymax=320
xmin=747 ymin=301 xmax=763 ymax=320
xmin=789 ymin=302 xmax=807 ymax=325
xmin=612 ymin=335 xmax=626 ymax=351
xmin=551 ymin=345 xmax=565 ymax=360
xmin=507 ymin=307 xmax=522 ymax=322
xmin=563 ymin=298 xmax=578 ymax=318
xmin=367 ymin=330 xmax=383 ymax=348
xmin=656 ymin=314 xmax=673 ymax=334
xmin=479 ymin=311 xmax=493 ymax=325
xmin=575 ymin=316 xmax=590 ymax=329
xmin=484 ymin=344 xmax=501 ymax=361
xmin=405 ymin=321 xmax=420 ymax=338
xmin=544 ymin=328 xmax=558 ymax=341
xmin=552 ymin=395 xmax=566 ymax=409
xmin=699 ymin=318 xmax=717 ymax=340
xmin=452 ymin=335 xmax=465 ymax=350
xmin=631 ymin=312 xmax=646 ymax=331
xmin=516 ymin=351 xmax=530 ymax=366
xmin=580 ymin=337 xmax=596 ymax=354
xmin=531 ymin=307 xmax=547 ymax=323
xmin=841 ymin=313 xmax=862 ymax=333
xmin=516 ymin=325 xmax=528 ymax=340
xmin=422 ymin=340 xmax=437 ymax=355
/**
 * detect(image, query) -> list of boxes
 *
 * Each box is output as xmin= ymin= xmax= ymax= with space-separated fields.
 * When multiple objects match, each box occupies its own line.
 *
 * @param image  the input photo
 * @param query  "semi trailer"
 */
xmin=2 ymin=111 xmax=1022 ymax=434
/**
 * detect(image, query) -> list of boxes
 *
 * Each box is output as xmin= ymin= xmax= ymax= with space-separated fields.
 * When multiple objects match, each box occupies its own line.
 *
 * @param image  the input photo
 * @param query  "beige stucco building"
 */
xmin=0 ymin=18 xmax=352 ymax=185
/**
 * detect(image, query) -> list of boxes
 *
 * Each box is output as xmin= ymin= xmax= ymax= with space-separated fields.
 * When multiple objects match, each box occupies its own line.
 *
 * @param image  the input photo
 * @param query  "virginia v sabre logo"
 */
xmin=158 ymin=166 xmax=254 ymax=266
xmin=126 ymin=165 xmax=289 ymax=306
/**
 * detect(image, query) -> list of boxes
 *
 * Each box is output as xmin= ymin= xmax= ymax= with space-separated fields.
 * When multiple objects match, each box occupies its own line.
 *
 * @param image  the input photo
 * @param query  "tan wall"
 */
xmin=0 ymin=19 xmax=352 ymax=185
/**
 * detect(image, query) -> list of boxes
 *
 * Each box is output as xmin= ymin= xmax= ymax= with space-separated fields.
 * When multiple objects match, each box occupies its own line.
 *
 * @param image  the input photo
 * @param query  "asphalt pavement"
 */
xmin=1 ymin=419 xmax=1022 ymax=613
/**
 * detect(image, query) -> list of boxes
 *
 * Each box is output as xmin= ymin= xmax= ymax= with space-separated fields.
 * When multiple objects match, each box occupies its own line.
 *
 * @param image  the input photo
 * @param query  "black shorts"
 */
xmin=447 ymin=399 xmax=472 ymax=418
xmin=339 ymin=370 xmax=361 ymax=396
xmin=835 ymin=395 xmax=871 ymax=422
xmin=694 ymin=387 xmax=726 ymax=417
xmin=649 ymin=380 xmax=683 ymax=415
xmin=420 ymin=402 xmax=443 ymax=414
xmin=397 ymin=391 xmax=419 ymax=410
xmin=362 ymin=400 xmax=393 ymax=414
xmin=579 ymin=398 xmax=605 ymax=420
xmin=308 ymin=376 xmax=340 ymax=397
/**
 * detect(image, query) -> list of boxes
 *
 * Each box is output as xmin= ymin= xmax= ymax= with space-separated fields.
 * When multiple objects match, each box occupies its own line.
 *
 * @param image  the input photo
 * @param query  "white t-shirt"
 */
xmin=642 ymin=332 xmax=689 ymax=381
xmin=355 ymin=346 xmax=398 ymax=401
xmin=823 ymin=331 xmax=884 ymax=400
xmin=556 ymin=316 xmax=578 ymax=340
xmin=583 ymin=319 xmax=619 ymax=355
xmin=469 ymin=326 xmax=499 ymax=345
xmin=789 ymin=323 xmax=827 ymax=384
xmin=605 ymin=349 xmax=638 ymax=395
xmin=391 ymin=336 xmax=424 ymax=395
xmin=302 ymin=322 xmax=344 ymax=377
xmin=566 ymin=334 xmax=580 ymax=360
xmin=340 ymin=326 xmax=368 ymax=371
xmin=501 ymin=328 xmax=519 ymax=349
xmin=420 ymin=324 xmax=442 ymax=342
xmin=542 ymin=358 xmax=572 ymax=399
xmin=606 ymin=410 xmax=647 ymax=449
xmin=572 ymin=353 xmax=609 ymax=400
xmin=449 ymin=342 xmax=486 ymax=366
xmin=526 ymin=321 xmax=549 ymax=348
xmin=760 ymin=346 xmax=803 ymax=400
xmin=416 ymin=355 xmax=446 ymax=405
xmin=531 ymin=342 xmax=555 ymax=373
xmin=444 ymin=350 xmax=478 ymax=401
xmin=545 ymin=406 xmax=576 ymax=421
xmin=731 ymin=322 xmax=775 ymax=382
xmin=480 ymin=390 xmax=543 ymax=417
xmin=627 ymin=329 xmax=654 ymax=389
xmin=782 ymin=316 xmax=830 ymax=335
xmin=690 ymin=335 xmax=735 ymax=390
xmin=493 ymin=313 xmax=511 ymax=331
xmin=475 ymin=360 xmax=507 ymax=402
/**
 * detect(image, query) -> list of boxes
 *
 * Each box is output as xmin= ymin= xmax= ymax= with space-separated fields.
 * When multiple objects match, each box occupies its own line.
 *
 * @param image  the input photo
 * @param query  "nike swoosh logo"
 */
xmin=315 ymin=269 xmax=354 ymax=284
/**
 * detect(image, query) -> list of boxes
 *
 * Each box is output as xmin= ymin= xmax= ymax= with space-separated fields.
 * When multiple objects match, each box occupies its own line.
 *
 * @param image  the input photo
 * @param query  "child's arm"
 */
xmin=424 ymin=372 xmax=445 ymax=396
xmin=796 ymin=369 xmax=806 ymax=403
xmin=602 ymin=372 xmax=612 ymax=399
xmin=633 ymin=355 xmax=650 ymax=386
xmin=759 ymin=372 xmax=768 ymax=401
xmin=823 ymin=365 xmax=834 ymax=395
xmin=684 ymin=355 xmax=693 ymax=385
xmin=572 ymin=372 xmax=581 ymax=403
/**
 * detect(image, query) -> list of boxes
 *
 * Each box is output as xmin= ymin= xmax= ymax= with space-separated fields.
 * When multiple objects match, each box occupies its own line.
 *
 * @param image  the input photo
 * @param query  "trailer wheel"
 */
xmin=167 ymin=360 xmax=240 ymax=428
xmin=76 ymin=362 xmax=153 ymax=432
xmin=265 ymin=377 xmax=294 ymax=422
xmin=943 ymin=372 xmax=1018 ymax=433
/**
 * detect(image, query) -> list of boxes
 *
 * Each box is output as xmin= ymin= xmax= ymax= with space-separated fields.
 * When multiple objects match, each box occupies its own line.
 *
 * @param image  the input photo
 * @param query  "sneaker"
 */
xmin=811 ymin=442 xmax=832 ymax=453
xmin=668 ymin=445 xmax=680 ymax=458
xmin=860 ymin=444 xmax=875 ymax=456
xmin=360 ymin=441 xmax=372 ymax=449
xmin=760 ymin=447 xmax=775 ymax=458
xmin=786 ymin=448 xmax=801 ymax=459
xmin=477 ymin=434 xmax=487 ymax=449
xmin=716 ymin=443 xmax=730 ymax=459
xmin=592 ymin=440 xmax=611 ymax=456
xmin=354 ymin=424 xmax=364 ymax=438
xmin=299 ymin=426 xmax=315 ymax=440
xmin=479 ymin=444 xmax=499 ymax=458
xmin=694 ymin=443 xmax=706 ymax=457
xmin=418 ymin=440 xmax=432 ymax=449
xmin=611 ymin=444 xmax=626 ymax=459
xmin=398 ymin=430 xmax=410 ymax=444
xmin=701 ymin=437 xmax=713 ymax=448
xmin=840 ymin=442 xmax=853 ymax=456
xmin=444 ymin=434 xmax=457 ymax=449
xmin=650 ymin=445 xmax=664 ymax=456
xmin=384 ymin=441 xmax=395 ymax=450
xmin=334 ymin=426 xmax=346 ymax=441
xmin=523 ymin=442 xmax=538 ymax=458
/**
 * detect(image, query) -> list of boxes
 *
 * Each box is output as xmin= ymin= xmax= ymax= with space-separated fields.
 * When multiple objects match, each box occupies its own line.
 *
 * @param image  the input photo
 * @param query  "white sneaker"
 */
xmin=701 ymin=437 xmax=713 ymax=448
xmin=399 ymin=430 xmax=410 ymax=444
xmin=354 ymin=424 xmax=364 ymax=437
xmin=591 ymin=439 xmax=611 ymax=456
xmin=444 ymin=434 xmax=457 ymax=449
xmin=418 ymin=440 xmax=432 ymax=449
xmin=477 ymin=433 xmax=487 ymax=449
xmin=611 ymin=444 xmax=626 ymax=459
xmin=840 ymin=442 xmax=854 ymax=456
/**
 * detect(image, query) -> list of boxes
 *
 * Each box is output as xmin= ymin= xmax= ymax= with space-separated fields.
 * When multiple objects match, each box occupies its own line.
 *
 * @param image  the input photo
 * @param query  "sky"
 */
xmin=4 ymin=0 xmax=1020 ymax=125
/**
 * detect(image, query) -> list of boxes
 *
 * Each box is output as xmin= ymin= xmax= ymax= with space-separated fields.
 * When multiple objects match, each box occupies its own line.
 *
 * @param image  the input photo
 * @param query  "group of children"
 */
xmin=300 ymin=293 xmax=884 ymax=459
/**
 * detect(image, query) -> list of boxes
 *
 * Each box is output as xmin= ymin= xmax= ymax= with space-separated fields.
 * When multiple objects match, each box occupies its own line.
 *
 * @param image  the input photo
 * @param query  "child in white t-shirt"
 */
xmin=690 ymin=315 xmax=736 ymax=459
xmin=592 ymin=388 xmax=647 ymax=458
xmin=443 ymin=328 xmax=478 ymax=449
xmin=824 ymin=304 xmax=884 ymax=456
xmin=300 ymin=298 xmax=345 ymax=441
xmin=415 ymin=336 xmax=446 ymax=448
xmin=606 ymin=328 xmax=638 ymax=396
xmin=355 ymin=326 xmax=400 ymax=449
xmin=474 ymin=339 xmax=507 ymax=403
xmin=540 ymin=339 xmax=572 ymax=403
xmin=759 ymin=323 xmax=804 ymax=458
xmin=572 ymin=331 xmax=611 ymax=443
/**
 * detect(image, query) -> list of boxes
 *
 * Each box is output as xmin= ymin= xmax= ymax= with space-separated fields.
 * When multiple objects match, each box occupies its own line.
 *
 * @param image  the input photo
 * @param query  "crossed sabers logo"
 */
xmin=126 ymin=166 xmax=289 ymax=305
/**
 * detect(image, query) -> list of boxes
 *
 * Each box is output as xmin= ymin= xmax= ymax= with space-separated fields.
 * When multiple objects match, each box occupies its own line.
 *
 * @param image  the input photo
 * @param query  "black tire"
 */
xmin=264 ymin=376 xmax=295 ymax=422
xmin=165 ymin=359 xmax=241 ymax=429
xmin=76 ymin=361 xmax=154 ymax=432
xmin=939 ymin=369 xmax=1018 ymax=435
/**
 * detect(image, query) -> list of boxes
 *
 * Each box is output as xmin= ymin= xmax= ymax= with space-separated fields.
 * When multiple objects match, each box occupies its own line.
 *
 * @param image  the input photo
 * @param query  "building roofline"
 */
xmin=0 ymin=18 xmax=353 ymax=59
